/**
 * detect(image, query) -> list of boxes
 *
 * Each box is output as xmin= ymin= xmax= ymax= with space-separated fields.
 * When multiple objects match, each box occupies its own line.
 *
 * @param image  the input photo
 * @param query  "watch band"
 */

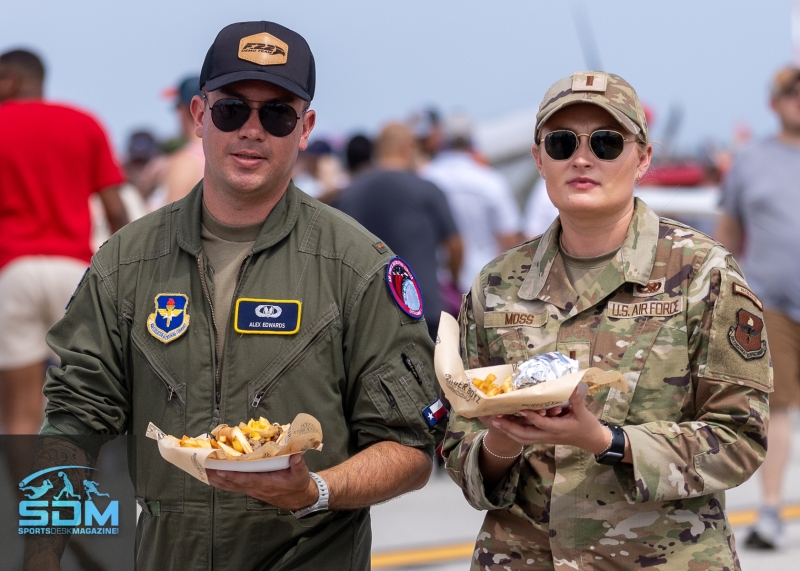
xmin=595 ymin=422 xmax=626 ymax=465
xmin=292 ymin=472 xmax=329 ymax=518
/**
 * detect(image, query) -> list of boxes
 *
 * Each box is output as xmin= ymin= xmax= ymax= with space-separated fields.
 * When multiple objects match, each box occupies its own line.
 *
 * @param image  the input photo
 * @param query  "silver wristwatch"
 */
xmin=292 ymin=472 xmax=329 ymax=518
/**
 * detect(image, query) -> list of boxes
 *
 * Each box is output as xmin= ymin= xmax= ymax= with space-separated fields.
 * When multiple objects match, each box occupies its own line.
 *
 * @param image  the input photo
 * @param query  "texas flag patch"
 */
xmin=422 ymin=398 xmax=447 ymax=427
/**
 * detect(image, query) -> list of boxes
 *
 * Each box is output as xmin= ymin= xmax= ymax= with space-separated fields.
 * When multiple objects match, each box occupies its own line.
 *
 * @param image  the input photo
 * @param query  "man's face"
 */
xmin=190 ymin=80 xmax=315 ymax=198
xmin=771 ymin=81 xmax=800 ymax=135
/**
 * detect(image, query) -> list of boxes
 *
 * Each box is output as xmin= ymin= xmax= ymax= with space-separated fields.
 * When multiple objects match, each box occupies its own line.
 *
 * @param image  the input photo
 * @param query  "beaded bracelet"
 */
xmin=481 ymin=432 xmax=524 ymax=460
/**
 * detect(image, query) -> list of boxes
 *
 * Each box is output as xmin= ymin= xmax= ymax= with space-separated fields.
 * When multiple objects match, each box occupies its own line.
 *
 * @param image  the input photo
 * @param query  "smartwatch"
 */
xmin=595 ymin=422 xmax=626 ymax=465
xmin=292 ymin=472 xmax=330 ymax=518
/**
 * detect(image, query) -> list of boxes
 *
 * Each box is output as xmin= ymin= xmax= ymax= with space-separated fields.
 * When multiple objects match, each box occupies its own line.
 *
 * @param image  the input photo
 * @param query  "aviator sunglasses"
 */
xmin=205 ymin=96 xmax=308 ymax=137
xmin=541 ymin=129 xmax=635 ymax=161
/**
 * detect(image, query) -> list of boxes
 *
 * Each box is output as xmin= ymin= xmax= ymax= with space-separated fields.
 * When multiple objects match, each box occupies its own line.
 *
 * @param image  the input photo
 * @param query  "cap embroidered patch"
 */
xmin=147 ymin=294 xmax=190 ymax=343
xmin=234 ymin=299 xmax=302 ymax=334
xmin=238 ymin=33 xmax=288 ymax=66
xmin=422 ymin=398 xmax=447 ymax=427
xmin=728 ymin=308 xmax=767 ymax=360
xmin=386 ymin=258 xmax=423 ymax=319
xmin=572 ymin=72 xmax=608 ymax=92
xmin=633 ymin=278 xmax=665 ymax=297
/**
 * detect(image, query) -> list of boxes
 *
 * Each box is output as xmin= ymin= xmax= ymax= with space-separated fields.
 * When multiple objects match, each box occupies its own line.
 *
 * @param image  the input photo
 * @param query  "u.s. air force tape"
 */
xmin=234 ymin=298 xmax=302 ymax=334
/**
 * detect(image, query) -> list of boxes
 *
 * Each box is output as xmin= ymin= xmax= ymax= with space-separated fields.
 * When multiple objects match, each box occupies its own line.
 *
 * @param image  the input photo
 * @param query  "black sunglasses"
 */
xmin=542 ymin=129 xmax=635 ymax=161
xmin=205 ymin=96 xmax=308 ymax=137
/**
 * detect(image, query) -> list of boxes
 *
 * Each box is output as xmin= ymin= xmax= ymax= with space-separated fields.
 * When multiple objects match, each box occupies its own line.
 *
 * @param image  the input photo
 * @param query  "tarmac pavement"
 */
xmin=371 ymin=410 xmax=800 ymax=570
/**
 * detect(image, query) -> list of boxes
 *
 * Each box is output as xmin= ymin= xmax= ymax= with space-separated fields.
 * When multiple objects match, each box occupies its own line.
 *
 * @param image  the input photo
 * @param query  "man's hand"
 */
xmin=206 ymin=454 xmax=318 ymax=511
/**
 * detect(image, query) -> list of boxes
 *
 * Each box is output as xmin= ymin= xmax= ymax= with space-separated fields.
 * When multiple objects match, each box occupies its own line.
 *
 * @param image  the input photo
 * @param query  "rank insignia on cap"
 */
xmin=234 ymin=298 xmax=301 ymax=334
xmin=422 ymin=398 xmax=447 ymax=427
xmin=728 ymin=308 xmax=767 ymax=360
xmin=386 ymin=257 xmax=424 ymax=319
xmin=572 ymin=72 xmax=608 ymax=92
xmin=147 ymin=294 xmax=190 ymax=344
xmin=238 ymin=33 xmax=288 ymax=65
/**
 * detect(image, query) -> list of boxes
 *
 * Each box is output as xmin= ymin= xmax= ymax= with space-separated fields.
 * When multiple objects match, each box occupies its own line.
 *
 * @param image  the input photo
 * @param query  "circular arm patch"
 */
xmin=386 ymin=257 xmax=424 ymax=319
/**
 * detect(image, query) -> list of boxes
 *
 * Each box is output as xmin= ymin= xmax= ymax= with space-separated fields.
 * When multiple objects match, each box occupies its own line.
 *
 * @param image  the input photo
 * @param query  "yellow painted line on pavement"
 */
xmin=372 ymin=542 xmax=474 ymax=568
xmin=372 ymin=503 xmax=800 ymax=569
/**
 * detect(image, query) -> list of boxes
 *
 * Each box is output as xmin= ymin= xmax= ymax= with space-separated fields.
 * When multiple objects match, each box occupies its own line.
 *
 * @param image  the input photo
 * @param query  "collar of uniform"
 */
xmin=518 ymin=198 xmax=659 ymax=303
xmin=177 ymin=180 xmax=300 ymax=256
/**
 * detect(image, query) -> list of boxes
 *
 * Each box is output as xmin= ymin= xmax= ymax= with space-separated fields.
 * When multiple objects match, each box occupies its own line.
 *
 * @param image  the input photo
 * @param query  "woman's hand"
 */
xmin=490 ymin=387 xmax=612 ymax=455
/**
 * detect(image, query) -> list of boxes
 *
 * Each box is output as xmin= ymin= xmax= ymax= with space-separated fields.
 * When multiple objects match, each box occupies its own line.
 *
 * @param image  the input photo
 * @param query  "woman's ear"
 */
xmin=532 ymin=143 xmax=545 ymax=176
xmin=636 ymin=144 xmax=653 ymax=180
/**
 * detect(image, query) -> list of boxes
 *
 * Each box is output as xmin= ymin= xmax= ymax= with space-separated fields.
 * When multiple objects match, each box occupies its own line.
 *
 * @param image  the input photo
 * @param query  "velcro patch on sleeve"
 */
xmin=484 ymin=311 xmax=548 ymax=328
xmin=234 ymin=299 xmax=302 ymax=334
xmin=607 ymin=299 xmax=683 ymax=318
xmin=728 ymin=308 xmax=767 ymax=360
xmin=732 ymin=283 xmax=763 ymax=311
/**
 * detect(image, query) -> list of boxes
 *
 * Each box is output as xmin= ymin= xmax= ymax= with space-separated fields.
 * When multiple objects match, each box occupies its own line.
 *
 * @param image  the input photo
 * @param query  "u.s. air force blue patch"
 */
xmin=386 ymin=257 xmax=423 ymax=319
xmin=234 ymin=299 xmax=302 ymax=334
xmin=147 ymin=294 xmax=190 ymax=343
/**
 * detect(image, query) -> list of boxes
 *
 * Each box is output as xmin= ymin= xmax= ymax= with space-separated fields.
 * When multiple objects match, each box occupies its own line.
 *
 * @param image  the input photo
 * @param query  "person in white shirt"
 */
xmin=424 ymin=113 xmax=522 ymax=293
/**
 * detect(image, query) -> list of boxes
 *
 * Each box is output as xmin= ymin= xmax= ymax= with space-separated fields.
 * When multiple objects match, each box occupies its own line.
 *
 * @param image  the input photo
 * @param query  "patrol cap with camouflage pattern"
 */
xmin=535 ymin=71 xmax=648 ymax=144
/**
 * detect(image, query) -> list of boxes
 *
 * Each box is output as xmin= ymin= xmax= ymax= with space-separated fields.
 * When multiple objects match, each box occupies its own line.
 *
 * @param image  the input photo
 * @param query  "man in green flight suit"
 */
xmin=30 ymin=21 xmax=444 ymax=571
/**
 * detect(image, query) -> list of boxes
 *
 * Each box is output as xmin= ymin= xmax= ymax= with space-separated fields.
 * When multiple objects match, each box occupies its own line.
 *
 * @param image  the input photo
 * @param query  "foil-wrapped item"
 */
xmin=512 ymin=352 xmax=579 ymax=390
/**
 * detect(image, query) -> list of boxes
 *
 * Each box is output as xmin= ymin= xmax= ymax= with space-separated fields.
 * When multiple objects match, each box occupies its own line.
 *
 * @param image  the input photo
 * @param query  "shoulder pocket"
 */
xmin=703 ymin=270 xmax=772 ymax=392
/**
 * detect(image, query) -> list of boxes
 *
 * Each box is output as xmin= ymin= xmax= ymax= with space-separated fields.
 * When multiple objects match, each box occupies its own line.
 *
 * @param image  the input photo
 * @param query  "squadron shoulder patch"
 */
xmin=728 ymin=308 xmax=767 ymax=360
xmin=234 ymin=299 xmax=302 ymax=334
xmin=386 ymin=257 xmax=423 ymax=319
xmin=147 ymin=294 xmax=190 ymax=343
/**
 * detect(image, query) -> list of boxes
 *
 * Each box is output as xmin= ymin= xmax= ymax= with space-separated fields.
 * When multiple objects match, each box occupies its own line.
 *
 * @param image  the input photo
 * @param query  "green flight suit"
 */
xmin=43 ymin=181 xmax=442 ymax=570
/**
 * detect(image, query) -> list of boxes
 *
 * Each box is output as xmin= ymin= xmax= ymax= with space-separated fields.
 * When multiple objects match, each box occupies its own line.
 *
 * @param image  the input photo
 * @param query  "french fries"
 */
xmin=175 ymin=416 xmax=287 ymax=459
xmin=471 ymin=373 xmax=514 ymax=397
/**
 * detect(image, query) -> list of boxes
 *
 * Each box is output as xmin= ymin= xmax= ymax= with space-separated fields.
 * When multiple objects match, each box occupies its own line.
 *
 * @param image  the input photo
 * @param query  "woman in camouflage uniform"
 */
xmin=443 ymin=72 xmax=771 ymax=570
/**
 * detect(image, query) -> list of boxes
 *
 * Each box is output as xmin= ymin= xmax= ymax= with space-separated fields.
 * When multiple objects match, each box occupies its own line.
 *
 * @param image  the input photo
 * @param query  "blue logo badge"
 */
xmin=18 ymin=465 xmax=119 ymax=535
xmin=147 ymin=293 xmax=190 ymax=344
xmin=234 ymin=298 xmax=302 ymax=334
xmin=386 ymin=258 xmax=424 ymax=319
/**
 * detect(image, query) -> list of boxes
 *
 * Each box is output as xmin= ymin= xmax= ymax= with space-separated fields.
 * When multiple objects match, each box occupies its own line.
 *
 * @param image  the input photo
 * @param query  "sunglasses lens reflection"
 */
xmin=210 ymin=99 xmax=251 ymax=132
xmin=258 ymin=104 xmax=299 ymax=137
xmin=544 ymin=131 xmax=578 ymax=160
xmin=210 ymin=99 xmax=300 ymax=137
xmin=590 ymin=131 xmax=626 ymax=160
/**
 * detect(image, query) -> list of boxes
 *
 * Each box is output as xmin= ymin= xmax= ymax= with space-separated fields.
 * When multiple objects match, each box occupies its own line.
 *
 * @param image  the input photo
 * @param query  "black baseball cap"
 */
xmin=200 ymin=21 xmax=315 ymax=101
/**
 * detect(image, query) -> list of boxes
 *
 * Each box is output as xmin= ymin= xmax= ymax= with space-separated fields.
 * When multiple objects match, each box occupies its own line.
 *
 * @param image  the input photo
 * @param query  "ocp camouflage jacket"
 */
xmin=443 ymin=198 xmax=772 ymax=571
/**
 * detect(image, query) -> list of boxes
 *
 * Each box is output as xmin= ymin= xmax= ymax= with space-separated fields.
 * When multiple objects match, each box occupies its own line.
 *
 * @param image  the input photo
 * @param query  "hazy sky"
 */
xmin=1 ymin=0 xmax=795 ymax=155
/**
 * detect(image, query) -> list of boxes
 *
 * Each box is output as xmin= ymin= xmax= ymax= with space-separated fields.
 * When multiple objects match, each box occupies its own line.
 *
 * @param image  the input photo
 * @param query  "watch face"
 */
xmin=596 ymin=450 xmax=625 ymax=465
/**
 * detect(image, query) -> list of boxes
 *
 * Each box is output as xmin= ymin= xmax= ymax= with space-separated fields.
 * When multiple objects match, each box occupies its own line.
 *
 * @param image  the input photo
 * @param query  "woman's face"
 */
xmin=532 ymin=104 xmax=651 ymax=219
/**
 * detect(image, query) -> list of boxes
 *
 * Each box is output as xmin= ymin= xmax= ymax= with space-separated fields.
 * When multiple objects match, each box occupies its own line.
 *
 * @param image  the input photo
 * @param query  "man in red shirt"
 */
xmin=0 ymin=49 xmax=128 ymax=434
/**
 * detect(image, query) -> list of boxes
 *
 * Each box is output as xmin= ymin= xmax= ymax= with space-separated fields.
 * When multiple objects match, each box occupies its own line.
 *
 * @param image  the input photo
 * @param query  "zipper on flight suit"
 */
xmin=197 ymin=253 xmax=223 ymax=419
xmin=250 ymin=312 xmax=338 ymax=409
